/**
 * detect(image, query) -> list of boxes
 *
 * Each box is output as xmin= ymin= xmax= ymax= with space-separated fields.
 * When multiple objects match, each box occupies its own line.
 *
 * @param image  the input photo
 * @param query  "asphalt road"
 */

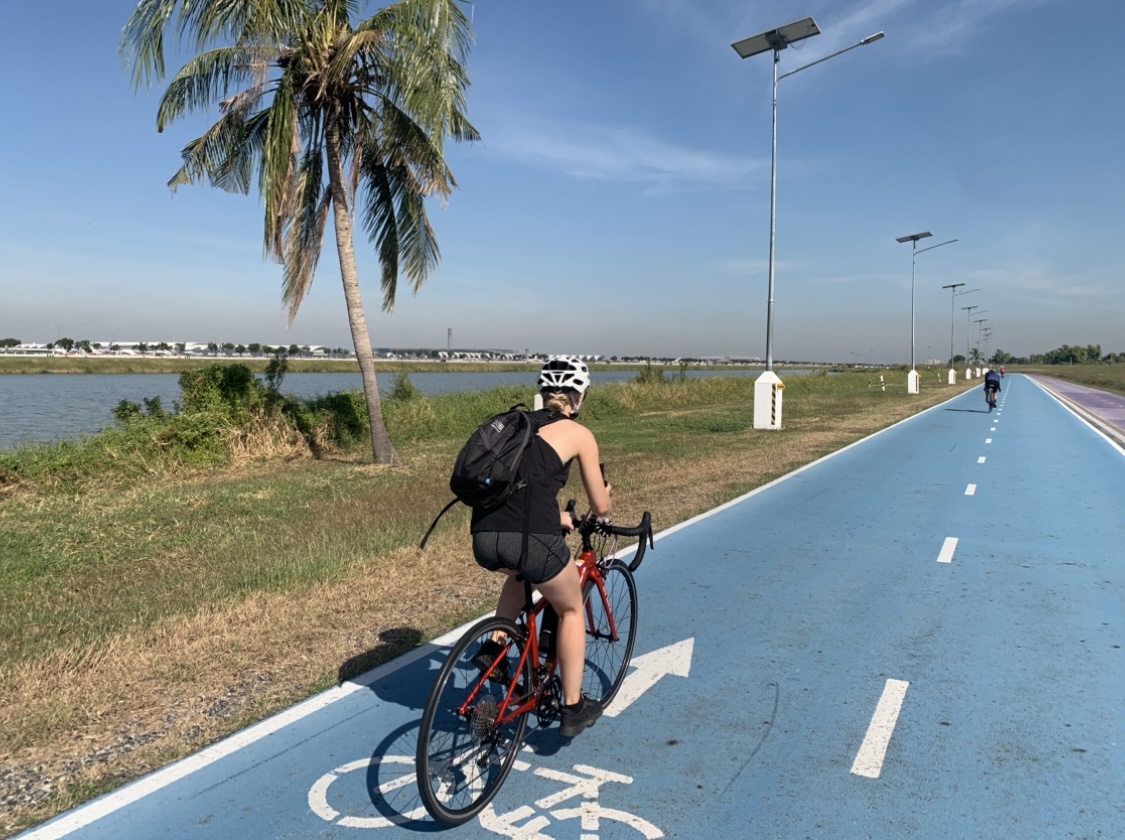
xmin=19 ymin=375 xmax=1125 ymax=840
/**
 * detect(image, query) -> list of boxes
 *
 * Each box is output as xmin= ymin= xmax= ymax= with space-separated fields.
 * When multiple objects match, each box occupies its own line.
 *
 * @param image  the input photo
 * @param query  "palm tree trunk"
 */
xmin=325 ymin=117 xmax=398 ymax=465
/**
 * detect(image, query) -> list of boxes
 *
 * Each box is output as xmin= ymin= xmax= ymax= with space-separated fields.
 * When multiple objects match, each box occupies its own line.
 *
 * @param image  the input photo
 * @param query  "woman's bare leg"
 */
xmin=536 ymin=562 xmax=585 ymax=705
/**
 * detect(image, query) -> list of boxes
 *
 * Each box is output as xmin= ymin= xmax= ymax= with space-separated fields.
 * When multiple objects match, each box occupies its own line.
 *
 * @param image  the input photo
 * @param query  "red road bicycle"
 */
xmin=415 ymin=505 xmax=654 ymax=825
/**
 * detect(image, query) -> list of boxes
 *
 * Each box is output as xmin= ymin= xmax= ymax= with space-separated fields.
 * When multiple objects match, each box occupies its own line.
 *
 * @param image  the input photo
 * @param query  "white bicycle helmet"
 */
xmin=537 ymin=355 xmax=591 ymax=395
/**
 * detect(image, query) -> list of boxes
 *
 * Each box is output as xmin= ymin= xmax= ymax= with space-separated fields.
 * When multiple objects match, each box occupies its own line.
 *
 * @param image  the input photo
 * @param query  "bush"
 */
xmin=300 ymin=391 xmax=370 ymax=447
xmin=389 ymin=372 xmax=421 ymax=401
xmin=634 ymin=362 xmax=665 ymax=385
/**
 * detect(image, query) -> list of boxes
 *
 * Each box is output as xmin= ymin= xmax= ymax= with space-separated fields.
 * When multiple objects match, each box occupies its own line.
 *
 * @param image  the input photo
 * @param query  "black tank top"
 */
xmin=470 ymin=432 xmax=573 ymax=534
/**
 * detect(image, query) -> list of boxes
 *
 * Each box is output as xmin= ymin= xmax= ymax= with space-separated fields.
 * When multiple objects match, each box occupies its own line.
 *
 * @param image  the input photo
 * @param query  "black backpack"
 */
xmin=419 ymin=404 xmax=563 ymax=549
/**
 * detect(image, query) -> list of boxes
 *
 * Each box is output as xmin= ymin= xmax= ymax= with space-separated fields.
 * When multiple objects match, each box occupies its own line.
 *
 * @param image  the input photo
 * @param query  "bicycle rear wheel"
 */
xmin=416 ymin=616 xmax=531 ymax=826
xmin=581 ymin=560 xmax=638 ymax=707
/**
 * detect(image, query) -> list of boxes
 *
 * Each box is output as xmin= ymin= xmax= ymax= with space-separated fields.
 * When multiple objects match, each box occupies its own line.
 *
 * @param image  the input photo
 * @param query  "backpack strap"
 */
xmin=519 ymin=409 xmax=564 ymax=564
xmin=419 ymin=497 xmax=460 ymax=549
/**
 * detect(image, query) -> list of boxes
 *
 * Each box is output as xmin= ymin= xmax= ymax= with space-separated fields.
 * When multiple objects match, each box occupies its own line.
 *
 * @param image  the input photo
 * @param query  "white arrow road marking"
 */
xmin=604 ymin=638 xmax=694 ymax=718
xmin=851 ymin=679 xmax=910 ymax=779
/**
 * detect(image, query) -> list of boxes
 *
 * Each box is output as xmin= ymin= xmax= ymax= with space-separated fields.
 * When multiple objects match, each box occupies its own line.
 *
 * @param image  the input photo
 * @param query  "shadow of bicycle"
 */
xmin=324 ymin=637 xmax=576 ymax=833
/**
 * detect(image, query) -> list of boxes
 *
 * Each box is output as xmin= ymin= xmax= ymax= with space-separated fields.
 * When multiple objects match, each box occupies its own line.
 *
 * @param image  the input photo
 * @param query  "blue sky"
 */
xmin=1 ymin=0 xmax=1122 ymax=362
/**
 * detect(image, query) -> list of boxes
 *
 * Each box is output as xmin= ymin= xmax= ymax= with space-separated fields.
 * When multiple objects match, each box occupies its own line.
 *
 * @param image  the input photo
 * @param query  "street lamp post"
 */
xmin=961 ymin=304 xmax=979 ymax=375
xmin=732 ymin=19 xmax=884 ymax=429
xmin=896 ymin=234 xmax=958 ymax=391
xmin=979 ymin=322 xmax=994 ymax=365
xmin=974 ymin=318 xmax=989 ymax=372
xmin=941 ymin=283 xmax=964 ymax=383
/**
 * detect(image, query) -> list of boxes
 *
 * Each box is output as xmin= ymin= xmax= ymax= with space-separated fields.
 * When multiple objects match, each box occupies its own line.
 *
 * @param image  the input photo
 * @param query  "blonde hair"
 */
xmin=541 ymin=390 xmax=576 ymax=414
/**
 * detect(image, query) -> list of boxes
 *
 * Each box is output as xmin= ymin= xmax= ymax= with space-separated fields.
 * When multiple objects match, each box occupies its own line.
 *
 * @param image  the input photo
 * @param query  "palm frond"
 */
xmin=155 ymin=45 xmax=272 ymax=131
xmin=194 ymin=0 xmax=308 ymax=46
xmin=359 ymin=138 xmax=442 ymax=311
xmin=365 ymin=0 xmax=477 ymax=146
xmin=261 ymin=71 xmax=301 ymax=260
xmin=376 ymin=99 xmax=457 ymax=200
xmin=121 ymin=0 xmax=305 ymax=89
xmin=168 ymin=105 xmax=269 ymax=194
xmin=281 ymin=152 xmax=331 ymax=323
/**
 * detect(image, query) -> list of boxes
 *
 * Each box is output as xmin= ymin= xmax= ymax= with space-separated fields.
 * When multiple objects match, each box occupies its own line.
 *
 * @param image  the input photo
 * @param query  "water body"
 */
xmin=0 ymin=369 xmax=816 ymax=451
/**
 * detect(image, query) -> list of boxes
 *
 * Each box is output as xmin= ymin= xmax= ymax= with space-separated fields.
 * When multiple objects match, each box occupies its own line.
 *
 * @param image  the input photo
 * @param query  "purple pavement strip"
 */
xmin=1028 ymin=375 xmax=1125 ymax=432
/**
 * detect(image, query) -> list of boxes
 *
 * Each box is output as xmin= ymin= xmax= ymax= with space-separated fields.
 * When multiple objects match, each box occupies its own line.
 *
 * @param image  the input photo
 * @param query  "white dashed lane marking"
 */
xmin=851 ymin=679 xmax=910 ymax=779
xmin=965 ymin=484 xmax=977 ymax=496
xmin=977 ymin=456 xmax=986 ymax=464
xmin=937 ymin=537 xmax=958 ymax=564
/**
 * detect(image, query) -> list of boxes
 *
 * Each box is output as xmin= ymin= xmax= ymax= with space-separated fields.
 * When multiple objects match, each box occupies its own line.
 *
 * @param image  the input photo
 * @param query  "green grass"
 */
xmin=0 ymin=368 xmax=968 ymax=666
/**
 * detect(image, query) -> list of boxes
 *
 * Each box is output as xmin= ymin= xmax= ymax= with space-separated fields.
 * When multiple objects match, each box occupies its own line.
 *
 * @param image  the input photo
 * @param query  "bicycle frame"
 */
xmin=416 ymin=506 xmax=650 ymax=825
xmin=454 ymin=546 xmax=620 ymax=728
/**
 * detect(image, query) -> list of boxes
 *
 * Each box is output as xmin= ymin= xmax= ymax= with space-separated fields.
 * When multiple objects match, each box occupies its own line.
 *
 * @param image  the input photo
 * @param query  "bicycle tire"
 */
xmin=416 ymin=616 xmax=531 ymax=826
xmin=581 ymin=561 xmax=638 ymax=707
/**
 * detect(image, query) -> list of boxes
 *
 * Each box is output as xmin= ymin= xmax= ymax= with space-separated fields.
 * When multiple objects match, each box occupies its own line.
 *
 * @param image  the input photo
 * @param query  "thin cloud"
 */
xmin=966 ymin=264 xmax=1122 ymax=303
xmin=486 ymin=122 xmax=766 ymax=188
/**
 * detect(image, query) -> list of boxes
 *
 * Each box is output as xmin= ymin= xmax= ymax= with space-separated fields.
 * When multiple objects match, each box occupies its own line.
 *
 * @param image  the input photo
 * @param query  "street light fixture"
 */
xmin=733 ymin=19 xmax=885 ymax=429
xmin=895 ymin=232 xmax=957 ymax=393
xmin=941 ymin=283 xmax=964 ymax=380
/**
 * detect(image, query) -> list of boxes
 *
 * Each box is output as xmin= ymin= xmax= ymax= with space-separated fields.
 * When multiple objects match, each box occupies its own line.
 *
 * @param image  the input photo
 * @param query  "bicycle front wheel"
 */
xmin=416 ymin=616 xmax=531 ymax=826
xmin=582 ymin=560 xmax=638 ymax=707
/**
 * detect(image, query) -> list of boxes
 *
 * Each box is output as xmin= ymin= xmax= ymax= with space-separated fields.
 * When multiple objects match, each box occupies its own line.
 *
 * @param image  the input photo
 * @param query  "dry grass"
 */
xmin=0 ymin=377 xmax=972 ymax=836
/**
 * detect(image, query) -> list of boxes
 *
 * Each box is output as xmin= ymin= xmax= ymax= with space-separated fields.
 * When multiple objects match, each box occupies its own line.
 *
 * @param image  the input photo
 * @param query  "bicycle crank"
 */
xmin=535 ymin=676 xmax=562 ymax=728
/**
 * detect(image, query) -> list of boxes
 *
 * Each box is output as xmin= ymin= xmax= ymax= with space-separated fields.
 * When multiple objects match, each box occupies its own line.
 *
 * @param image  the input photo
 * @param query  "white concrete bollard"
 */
xmin=753 ymin=370 xmax=784 ymax=430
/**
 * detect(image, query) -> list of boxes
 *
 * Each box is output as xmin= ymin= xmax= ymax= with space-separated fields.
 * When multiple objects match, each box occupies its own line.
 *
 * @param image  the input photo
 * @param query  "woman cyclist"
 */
xmin=470 ymin=355 xmax=612 ymax=737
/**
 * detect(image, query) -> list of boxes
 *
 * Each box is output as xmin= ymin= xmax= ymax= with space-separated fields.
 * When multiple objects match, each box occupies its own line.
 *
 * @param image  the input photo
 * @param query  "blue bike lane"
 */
xmin=20 ymin=375 xmax=1125 ymax=840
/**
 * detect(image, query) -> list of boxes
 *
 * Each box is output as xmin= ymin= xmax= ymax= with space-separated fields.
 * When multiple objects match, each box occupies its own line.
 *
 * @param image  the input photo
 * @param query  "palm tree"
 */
xmin=121 ymin=0 xmax=477 ymax=464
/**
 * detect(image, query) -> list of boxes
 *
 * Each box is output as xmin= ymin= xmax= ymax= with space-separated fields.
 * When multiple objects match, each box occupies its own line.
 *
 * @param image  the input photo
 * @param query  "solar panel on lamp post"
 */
xmin=732 ymin=19 xmax=884 ymax=429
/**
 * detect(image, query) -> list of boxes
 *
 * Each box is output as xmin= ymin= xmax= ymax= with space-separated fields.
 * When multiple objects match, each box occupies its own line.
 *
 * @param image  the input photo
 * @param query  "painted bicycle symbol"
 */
xmin=308 ymin=750 xmax=664 ymax=838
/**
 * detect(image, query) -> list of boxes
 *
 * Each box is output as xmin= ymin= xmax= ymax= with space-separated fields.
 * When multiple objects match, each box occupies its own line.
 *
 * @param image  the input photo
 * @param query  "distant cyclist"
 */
xmin=984 ymin=368 xmax=1001 ymax=411
xmin=999 ymin=365 xmax=1006 ymax=378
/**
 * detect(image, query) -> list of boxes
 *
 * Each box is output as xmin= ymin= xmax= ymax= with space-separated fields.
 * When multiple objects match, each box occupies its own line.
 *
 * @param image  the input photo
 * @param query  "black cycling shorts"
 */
xmin=472 ymin=531 xmax=571 ymax=585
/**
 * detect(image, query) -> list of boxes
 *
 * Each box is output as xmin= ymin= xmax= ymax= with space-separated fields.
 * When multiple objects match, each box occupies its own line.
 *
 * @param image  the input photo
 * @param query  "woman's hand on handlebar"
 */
xmin=559 ymin=509 xmax=576 ymax=532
